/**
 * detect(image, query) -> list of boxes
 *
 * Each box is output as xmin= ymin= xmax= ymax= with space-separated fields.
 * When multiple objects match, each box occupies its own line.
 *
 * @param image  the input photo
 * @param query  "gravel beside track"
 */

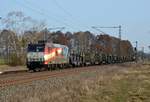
xmin=0 ymin=65 xmax=105 ymax=88
xmin=0 ymin=62 xmax=145 ymax=102
xmin=0 ymin=63 xmax=138 ymax=88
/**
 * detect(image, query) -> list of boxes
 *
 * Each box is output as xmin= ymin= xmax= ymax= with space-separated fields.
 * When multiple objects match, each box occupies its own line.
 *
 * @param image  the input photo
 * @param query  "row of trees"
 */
xmin=0 ymin=11 xmax=135 ymax=66
xmin=0 ymin=29 xmax=134 ymax=65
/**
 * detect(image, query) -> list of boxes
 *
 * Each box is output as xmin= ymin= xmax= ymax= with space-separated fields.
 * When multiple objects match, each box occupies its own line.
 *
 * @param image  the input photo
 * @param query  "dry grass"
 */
xmin=0 ymin=62 xmax=150 ymax=102
xmin=0 ymin=65 xmax=26 ymax=72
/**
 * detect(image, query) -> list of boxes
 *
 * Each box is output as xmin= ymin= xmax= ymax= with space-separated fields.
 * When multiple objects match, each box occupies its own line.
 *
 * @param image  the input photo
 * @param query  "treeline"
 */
xmin=0 ymin=29 xmax=134 ymax=66
xmin=0 ymin=11 xmax=134 ymax=66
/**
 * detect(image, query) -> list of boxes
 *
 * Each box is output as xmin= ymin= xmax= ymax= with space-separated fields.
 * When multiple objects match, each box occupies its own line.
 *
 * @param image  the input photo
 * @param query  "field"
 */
xmin=0 ymin=62 xmax=150 ymax=102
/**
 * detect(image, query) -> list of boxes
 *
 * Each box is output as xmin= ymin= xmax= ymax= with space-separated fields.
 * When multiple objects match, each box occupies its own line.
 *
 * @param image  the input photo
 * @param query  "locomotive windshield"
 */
xmin=27 ymin=44 xmax=45 ymax=52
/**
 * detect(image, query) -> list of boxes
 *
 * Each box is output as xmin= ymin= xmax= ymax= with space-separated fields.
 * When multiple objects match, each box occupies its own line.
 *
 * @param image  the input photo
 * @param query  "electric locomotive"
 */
xmin=26 ymin=41 xmax=69 ymax=71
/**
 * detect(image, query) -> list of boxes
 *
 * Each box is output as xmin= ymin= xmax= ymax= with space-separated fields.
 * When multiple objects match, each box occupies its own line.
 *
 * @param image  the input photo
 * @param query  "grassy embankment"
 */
xmin=0 ymin=62 xmax=150 ymax=102
xmin=0 ymin=58 xmax=26 ymax=72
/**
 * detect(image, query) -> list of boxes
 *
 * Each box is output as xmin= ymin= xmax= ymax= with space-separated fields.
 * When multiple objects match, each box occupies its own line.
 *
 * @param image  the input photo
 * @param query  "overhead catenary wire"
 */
xmin=13 ymin=0 xmax=97 ymax=32
xmin=24 ymin=0 xmax=80 ymax=30
xmin=51 ymin=0 xmax=90 ymax=31
xmin=51 ymin=0 xmax=75 ymax=19
xmin=14 ymin=0 xmax=77 ymax=30
xmin=95 ymin=26 xmax=122 ymax=40
xmin=91 ymin=26 xmax=107 ymax=35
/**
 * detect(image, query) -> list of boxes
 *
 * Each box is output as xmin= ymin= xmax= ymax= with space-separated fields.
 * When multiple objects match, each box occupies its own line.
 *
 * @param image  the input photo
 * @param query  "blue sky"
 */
xmin=0 ymin=0 xmax=150 ymax=52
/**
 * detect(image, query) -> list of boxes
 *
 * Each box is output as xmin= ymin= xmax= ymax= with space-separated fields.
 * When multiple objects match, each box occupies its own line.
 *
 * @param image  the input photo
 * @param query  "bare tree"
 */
xmin=2 ymin=11 xmax=46 ymax=35
xmin=0 ymin=11 xmax=47 ymax=65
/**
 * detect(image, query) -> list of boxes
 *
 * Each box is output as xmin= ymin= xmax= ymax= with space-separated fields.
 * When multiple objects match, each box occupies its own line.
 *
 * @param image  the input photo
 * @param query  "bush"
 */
xmin=0 ymin=58 xmax=6 ymax=65
xmin=9 ymin=53 xmax=26 ymax=66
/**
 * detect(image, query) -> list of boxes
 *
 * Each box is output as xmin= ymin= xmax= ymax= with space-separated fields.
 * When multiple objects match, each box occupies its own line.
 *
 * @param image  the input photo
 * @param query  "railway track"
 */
xmin=0 ymin=66 xmax=101 ymax=88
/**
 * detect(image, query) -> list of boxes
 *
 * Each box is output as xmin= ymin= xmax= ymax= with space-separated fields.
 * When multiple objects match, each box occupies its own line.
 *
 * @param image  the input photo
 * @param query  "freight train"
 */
xmin=26 ymin=39 xmax=136 ymax=71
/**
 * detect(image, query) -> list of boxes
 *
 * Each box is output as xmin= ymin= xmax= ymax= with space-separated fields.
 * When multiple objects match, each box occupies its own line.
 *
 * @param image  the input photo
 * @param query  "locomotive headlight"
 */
xmin=27 ymin=58 xmax=30 ymax=62
xmin=27 ymin=58 xmax=32 ymax=62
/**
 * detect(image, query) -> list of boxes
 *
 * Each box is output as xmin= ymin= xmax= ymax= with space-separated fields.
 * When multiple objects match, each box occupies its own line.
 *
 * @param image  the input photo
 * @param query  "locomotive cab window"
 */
xmin=36 ymin=46 xmax=44 ymax=52
xmin=27 ymin=44 xmax=44 ymax=52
